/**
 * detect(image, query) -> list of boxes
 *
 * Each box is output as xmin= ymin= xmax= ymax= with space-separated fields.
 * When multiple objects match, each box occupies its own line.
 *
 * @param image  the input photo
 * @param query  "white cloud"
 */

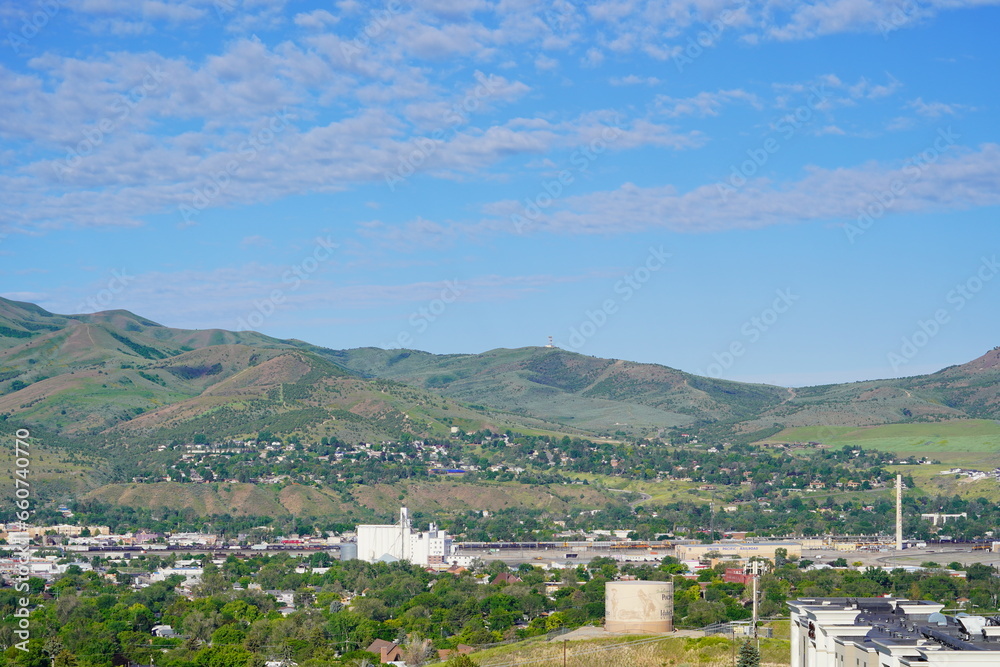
xmin=582 ymin=47 xmax=605 ymax=67
xmin=655 ymin=89 xmax=761 ymax=118
xmin=610 ymin=74 xmax=661 ymax=86
xmin=470 ymin=143 xmax=1000 ymax=235
xmin=906 ymin=97 xmax=970 ymax=118
xmin=293 ymin=9 xmax=340 ymax=29
xmin=534 ymin=55 xmax=559 ymax=71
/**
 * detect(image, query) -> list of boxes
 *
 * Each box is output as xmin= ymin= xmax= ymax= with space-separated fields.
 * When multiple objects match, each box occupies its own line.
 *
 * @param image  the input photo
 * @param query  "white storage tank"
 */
xmin=605 ymin=580 xmax=674 ymax=633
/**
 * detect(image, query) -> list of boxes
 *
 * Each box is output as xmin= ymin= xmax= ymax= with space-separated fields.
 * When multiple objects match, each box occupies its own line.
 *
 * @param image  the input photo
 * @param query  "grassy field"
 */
xmin=84 ymin=478 xmax=626 ymax=520
xmin=0 ymin=435 xmax=99 ymax=505
xmin=563 ymin=472 xmax=710 ymax=506
xmin=455 ymin=633 xmax=789 ymax=667
xmin=767 ymin=420 xmax=1000 ymax=500
xmin=765 ymin=420 xmax=1000 ymax=458
xmin=889 ymin=459 xmax=1000 ymax=502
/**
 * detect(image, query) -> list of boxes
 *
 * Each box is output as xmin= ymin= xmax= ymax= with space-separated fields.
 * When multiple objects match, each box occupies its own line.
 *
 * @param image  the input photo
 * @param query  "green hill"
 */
xmin=321 ymin=346 xmax=1000 ymax=439
xmin=2 ymin=296 xmax=998 ymax=522
xmin=320 ymin=346 xmax=790 ymax=436
xmin=0 ymin=298 xmax=564 ymax=445
xmin=3 ymin=296 xmax=998 ymax=444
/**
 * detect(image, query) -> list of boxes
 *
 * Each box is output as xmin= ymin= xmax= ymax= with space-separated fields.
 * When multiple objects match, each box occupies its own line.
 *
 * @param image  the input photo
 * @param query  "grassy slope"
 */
xmin=5 ymin=296 xmax=999 ymax=443
xmin=323 ymin=346 xmax=790 ymax=435
xmin=765 ymin=420 xmax=1000 ymax=454
xmin=565 ymin=472 xmax=708 ymax=506
xmin=85 ymin=478 xmax=624 ymax=519
xmin=0 ymin=432 xmax=101 ymax=506
xmin=0 ymin=298 xmax=571 ymax=444
xmin=462 ymin=634 xmax=789 ymax=667
xmin=326 ymin=346 xmax=1000 ymax=440
xmin=766 ymin=419 xmax=1000 ymax=501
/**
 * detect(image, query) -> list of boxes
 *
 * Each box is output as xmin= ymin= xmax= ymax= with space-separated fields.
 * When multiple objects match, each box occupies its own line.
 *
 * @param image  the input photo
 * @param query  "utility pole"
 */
xmin=896 ymin=474 xmax=903 ymax=551
xmin=750 ymin=559 xmax=764 ymax=649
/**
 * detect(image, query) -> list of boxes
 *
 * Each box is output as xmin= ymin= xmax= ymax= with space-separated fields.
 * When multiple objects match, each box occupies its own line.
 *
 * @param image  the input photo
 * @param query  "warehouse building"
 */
xmin=789 ymin=597 xmax=1000 ymax=667
xmin=675 ymin=542 xmax=802 ymax=561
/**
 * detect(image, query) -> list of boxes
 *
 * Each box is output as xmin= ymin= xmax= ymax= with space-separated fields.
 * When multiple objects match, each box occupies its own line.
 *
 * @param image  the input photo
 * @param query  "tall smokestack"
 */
xmin=896 ymin=474 xmax=903 ymax=550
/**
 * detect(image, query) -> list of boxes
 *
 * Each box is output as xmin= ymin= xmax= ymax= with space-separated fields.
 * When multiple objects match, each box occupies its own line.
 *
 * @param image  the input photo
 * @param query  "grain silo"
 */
xmin=605 ymin=580 xmax=674 ymax=633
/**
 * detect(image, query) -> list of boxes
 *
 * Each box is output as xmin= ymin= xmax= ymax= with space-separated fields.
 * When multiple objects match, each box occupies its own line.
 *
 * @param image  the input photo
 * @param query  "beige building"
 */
xmin=676 ymin=542 xmax=802 ymax=561
xmin=789 ymin=597 xmax=1000 ymax=667
xmin=1 ymin=525 xmax=110 ymax=540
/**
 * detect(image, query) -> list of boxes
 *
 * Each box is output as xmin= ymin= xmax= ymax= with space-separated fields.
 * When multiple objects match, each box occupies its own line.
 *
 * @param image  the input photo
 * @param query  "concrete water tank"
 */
xmin=605 ymin=580 xmax=674 ymax=633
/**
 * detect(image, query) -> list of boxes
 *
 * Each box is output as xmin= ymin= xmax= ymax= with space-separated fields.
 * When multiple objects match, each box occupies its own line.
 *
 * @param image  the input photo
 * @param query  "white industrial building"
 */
xmin=356 ymin=508 xmax=454 ymax=566
xmin=789 ymin=597 xmax=1000 ymax=667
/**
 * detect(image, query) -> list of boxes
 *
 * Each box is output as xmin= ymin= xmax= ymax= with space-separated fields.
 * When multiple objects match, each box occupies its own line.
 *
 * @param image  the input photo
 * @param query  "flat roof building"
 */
xmin=675 ymin=542 xmax=802 ymax=561
xmin=789 ymin=597 xmax=1000 ymax=667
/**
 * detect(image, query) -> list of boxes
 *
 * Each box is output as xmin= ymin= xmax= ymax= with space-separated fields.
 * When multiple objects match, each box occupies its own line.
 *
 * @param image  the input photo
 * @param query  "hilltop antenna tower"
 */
xmin=896 ymin=474 xmax=903 ymax=550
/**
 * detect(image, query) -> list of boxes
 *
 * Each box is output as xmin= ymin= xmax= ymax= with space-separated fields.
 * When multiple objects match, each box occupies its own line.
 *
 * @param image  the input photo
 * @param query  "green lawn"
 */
xmin=765 ymin=420 xmax=1000 ymax=457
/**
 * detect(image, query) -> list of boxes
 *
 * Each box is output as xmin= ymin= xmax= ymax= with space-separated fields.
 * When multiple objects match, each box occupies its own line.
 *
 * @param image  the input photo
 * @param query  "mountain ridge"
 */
xmin=1 ymin=296 xmax=997 ymax=442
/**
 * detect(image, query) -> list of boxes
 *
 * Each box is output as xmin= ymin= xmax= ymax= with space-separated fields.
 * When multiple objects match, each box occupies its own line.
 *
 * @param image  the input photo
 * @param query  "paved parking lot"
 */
xmin=804 ymin=545 xmax=1000 ymax=569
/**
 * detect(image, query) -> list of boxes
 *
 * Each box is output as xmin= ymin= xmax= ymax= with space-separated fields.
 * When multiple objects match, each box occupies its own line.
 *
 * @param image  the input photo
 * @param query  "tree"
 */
xmin=736 ymin=640 xmax=761 ymax=667
xmin=53 ymin=650 xmax=78 ymax=667
xmin=400 ymin=633 xmax=434 ymax=666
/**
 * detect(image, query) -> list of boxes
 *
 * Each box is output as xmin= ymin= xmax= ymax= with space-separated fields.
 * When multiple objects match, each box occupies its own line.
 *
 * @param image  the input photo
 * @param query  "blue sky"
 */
xmin=1 ymin=0 xmax=998 ymax=387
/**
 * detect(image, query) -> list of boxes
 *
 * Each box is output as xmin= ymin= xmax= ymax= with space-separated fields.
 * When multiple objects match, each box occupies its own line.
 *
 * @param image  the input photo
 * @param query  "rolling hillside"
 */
xmin=0 ymin=298 xmax=565 ymax=445
xmin=3 ymin=296 xmax=997 ymax=443
xmin=321 ymin=346 xmax=1000 ymax=438
xmin=2 ymin=296 xmax=998 ymax=520
xmin=320 ymin=346 xmax=790 ymax=435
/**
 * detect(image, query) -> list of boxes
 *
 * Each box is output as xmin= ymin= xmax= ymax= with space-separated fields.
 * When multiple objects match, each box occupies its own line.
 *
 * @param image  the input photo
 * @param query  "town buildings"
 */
xmin=789 ymin=597 xmax=1000 ymax=667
